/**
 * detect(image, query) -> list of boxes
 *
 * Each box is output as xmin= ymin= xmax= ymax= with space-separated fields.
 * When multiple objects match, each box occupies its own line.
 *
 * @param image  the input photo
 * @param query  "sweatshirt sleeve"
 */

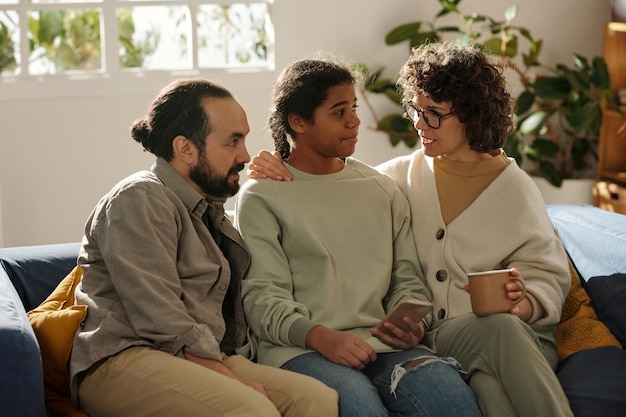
xmin=235 ymin=180 xmax=315 ymax=348
xmin=378 ymin=176 xmax=433 ymax=320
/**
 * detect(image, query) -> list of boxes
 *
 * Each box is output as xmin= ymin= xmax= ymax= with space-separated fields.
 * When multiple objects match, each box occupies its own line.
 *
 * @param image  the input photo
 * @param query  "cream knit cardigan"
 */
xmin=377 ymin=149 xmax=571 ymax=327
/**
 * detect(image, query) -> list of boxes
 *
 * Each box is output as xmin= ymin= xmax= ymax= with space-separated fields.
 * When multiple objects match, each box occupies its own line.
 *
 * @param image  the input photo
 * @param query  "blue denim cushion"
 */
xmin=547 ymin=204 xmax=626 ymax=280
xmin=0 ymin=242 xmax=81 ymax=311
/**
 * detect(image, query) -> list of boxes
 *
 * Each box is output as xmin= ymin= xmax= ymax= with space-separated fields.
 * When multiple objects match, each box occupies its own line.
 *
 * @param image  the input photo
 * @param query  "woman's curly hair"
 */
xmin=398 ymin=42 xmax=514 ymax=152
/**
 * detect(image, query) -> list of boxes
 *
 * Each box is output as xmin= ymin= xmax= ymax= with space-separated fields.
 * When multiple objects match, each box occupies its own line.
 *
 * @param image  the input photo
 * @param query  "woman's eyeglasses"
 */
xmin=403 ymin=102 xmax=455 ymax=129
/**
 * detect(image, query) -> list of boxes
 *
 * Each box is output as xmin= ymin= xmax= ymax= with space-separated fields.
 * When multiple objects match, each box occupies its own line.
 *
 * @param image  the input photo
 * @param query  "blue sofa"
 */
xmin=1 ymin=205 xmax=625 ymax=417
xmin=1 ymin=242 xmax=81 ymax=417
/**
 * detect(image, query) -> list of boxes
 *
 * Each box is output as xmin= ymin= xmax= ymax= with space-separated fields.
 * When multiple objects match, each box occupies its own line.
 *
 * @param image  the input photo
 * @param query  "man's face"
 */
xmin=190 ymin=151 xmax=245 ymax=198
xmin=190 ymin=97 xmax=250 ymax=198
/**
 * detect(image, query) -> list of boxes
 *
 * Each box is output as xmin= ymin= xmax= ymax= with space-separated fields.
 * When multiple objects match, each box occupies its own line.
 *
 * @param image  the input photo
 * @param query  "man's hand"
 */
xmin=370 ymin=316 xmax=425 ymax=350
xmin=246 ymin=150 xmax=292 ymax=181
xmin=305 ymin=325 xmax=377 ymax=369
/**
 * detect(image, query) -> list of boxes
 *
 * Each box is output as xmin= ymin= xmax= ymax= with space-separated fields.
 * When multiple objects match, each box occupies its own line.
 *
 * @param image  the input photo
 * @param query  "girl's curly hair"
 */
xmin=398 ymin=42 xmax=514 ymax=152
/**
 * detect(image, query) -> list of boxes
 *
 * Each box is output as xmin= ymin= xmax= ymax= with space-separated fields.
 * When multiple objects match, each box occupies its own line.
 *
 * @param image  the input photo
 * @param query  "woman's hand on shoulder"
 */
xmin=246 ymin=150 xmax=292 ymax=181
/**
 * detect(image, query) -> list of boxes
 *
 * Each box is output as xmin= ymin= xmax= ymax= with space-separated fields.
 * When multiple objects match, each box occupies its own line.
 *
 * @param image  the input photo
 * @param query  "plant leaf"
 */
xmin=534 ymin=76 xmax=571 ymax=101
xmin=440 ymin=0 xmax=461 ymax=14
xmin=519 ymin=111 xmax=550 ymax=134
xmin=531 ymin=137 xmax=560 ymax=156
xmin=515 ymin=91 xmax=535 ymax=115
xmin=503 ymin=133 xmax=522 ymax=165
xmin=402 ymin=134 xmax=419 ymax=148
xmin=539 ymin=160 xmax=562 ymax=187
xmin=385 ymin=22 xmax=422 ymax=45
xmin=383 ymin=88 xmax=403 ymax=104
xmin=365 ymin=78 xmax=395 ymax=93
xmin=504 ymin=5 xmax=518 ymax=21
xmin=571 ymin=53 xmax=589 ymax=71
xmin=591 ymin=56 xmax=611 ymax=90
xmin=411 ymin=31 xmax=439 ymax=48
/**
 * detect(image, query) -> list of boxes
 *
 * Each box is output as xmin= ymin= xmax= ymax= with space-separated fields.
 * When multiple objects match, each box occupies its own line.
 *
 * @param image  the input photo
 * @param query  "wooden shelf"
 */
xmin=596 ymin=23 xmax=626 ymax=214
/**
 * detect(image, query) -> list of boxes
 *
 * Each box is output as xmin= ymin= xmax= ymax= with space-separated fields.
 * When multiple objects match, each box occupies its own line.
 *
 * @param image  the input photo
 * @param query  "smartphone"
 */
xmin=373 ymin=299 xmax=433 ymax=336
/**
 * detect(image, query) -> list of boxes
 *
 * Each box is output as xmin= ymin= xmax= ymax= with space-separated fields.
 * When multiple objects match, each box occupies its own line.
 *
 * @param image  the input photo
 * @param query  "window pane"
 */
xmin=197 ymin=2 xmax=270 ymax=68
xmin=0 ymin=10 xmax=19 ymax=75
xmin=28 ymin=8 xmax=102 ymax=75
xmin=119 ymin=5 xmax=189 ymax=70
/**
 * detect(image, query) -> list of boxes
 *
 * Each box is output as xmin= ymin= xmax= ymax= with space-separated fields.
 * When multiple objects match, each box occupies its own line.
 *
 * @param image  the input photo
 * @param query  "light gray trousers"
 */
xmin=426 ymin=313 xmax=574 ymax=417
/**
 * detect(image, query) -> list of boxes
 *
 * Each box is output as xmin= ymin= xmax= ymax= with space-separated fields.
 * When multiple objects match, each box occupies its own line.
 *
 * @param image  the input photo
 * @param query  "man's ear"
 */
xmin=288 ymin=113 xmax=308 ymax=134
xmin=172 ymin=135 xmax=196 ymax=165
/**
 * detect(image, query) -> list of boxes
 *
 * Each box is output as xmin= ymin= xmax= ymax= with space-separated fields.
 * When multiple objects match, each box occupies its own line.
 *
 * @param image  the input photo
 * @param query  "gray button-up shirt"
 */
xmin=70 ymin=157 xmax=249 ymax=402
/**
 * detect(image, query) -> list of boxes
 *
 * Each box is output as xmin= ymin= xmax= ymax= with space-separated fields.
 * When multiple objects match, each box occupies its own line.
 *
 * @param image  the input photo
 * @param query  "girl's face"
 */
xmin=294 ymin=83 xmax=360 ymax=162
xmin=411 ymin=94 xmax=478 ymax=162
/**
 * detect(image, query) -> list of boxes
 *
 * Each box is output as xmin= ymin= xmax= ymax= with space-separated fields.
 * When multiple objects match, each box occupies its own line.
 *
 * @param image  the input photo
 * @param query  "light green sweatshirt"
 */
xmin=235 ymin=158 xmax=431 ymax=367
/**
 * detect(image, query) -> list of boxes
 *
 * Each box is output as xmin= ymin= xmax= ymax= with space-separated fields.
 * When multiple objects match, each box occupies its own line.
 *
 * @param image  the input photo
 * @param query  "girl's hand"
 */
xmin=370 ymin=317 xmax=425 ymax=350
xmin=246 ymin=150 xmax=292 ymax=181
xmin=306 ymin=325 xmax=377 ymax=369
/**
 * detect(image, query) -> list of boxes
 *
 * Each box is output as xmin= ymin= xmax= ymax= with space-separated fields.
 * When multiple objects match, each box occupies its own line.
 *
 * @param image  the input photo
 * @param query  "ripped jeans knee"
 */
xmin=390 ymin=355 xmax=463 ymax=397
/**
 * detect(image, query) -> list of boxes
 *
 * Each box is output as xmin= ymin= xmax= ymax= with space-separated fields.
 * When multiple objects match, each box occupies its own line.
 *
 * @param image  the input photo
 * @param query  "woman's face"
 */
xmin=410 ymin=94 xmax=478 ymax=162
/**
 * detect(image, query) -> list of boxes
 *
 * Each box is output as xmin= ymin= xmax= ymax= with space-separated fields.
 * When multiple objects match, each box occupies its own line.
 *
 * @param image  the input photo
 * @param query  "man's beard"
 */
xmin=189 ymin=157 xmax=244 ymax=198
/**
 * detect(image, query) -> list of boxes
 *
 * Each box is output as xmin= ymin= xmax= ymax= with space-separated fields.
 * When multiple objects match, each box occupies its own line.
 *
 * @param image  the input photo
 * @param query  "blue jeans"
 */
xmin=281 ymin=349 xmax=481 ymax=417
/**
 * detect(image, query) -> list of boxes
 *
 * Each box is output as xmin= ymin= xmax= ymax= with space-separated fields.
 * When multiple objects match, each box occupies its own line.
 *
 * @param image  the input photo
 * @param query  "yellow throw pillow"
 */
xmin=27 ymin=266 xmax=90 ymax=417
xmin=556 ymin=258 xmax=622 ymax=361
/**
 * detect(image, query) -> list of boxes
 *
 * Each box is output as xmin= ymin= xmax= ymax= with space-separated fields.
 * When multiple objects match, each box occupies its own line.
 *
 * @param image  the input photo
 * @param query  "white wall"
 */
xmin=0 ymin=0 xmax=612 ymax=247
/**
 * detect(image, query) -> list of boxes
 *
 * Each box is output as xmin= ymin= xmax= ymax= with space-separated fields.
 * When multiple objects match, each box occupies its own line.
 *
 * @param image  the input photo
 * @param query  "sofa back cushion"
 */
xmin=0 ymin=243 xmax=81 ymax=311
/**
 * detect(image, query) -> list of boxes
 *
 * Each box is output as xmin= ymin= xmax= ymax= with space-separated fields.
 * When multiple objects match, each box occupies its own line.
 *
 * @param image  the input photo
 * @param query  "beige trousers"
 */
xmin=78 ymin=347 xmax=338 ymax=417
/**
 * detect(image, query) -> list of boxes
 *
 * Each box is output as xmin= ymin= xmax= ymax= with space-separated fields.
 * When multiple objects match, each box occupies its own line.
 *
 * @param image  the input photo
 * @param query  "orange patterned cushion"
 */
xmin=28 ymin=266 xmax=90 ymax=417
xmin=556 ymin=258 xmax=622 ymax=361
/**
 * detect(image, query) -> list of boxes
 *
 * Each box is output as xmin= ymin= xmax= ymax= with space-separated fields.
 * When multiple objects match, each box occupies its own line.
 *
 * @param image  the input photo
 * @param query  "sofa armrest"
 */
xmin=0 ymin=271 xmax=47 ymax=417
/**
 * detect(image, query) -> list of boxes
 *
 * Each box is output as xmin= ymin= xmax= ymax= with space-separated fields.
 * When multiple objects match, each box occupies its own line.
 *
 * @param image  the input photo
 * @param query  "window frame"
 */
xmin=0 ymin=0 xmax=275 ymax=100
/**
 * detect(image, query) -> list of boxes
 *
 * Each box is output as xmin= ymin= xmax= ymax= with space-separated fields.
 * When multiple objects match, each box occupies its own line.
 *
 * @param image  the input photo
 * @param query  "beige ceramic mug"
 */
xmin=467 ymin=269 xmax=526 ymax=316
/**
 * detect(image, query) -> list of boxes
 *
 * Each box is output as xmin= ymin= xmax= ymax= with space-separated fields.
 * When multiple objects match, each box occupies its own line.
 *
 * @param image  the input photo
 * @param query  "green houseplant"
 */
xmin=358 ymin=0 xmax=620 ymax=187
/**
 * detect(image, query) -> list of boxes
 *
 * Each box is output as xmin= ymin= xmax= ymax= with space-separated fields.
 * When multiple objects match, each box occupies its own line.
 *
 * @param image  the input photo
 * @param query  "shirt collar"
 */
xmin=151 ymin=157 xmax=228 ymax=221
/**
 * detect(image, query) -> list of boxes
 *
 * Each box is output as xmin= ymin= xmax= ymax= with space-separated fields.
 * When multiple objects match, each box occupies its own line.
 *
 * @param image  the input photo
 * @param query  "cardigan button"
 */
xmin=437 ymin=309 xmax=446 ymax=319
xmin=436 ymin=228 xmax=445 ymax=240
xmin=435 ymin=270 xmax=448 ymax=282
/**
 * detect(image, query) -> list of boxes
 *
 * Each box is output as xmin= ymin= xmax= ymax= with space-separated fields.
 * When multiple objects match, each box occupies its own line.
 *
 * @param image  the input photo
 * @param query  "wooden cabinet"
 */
xmin=595 ymin=23 xmax=626 ymax=214
xmin=597 ymin=106 xmax=626 ymax=183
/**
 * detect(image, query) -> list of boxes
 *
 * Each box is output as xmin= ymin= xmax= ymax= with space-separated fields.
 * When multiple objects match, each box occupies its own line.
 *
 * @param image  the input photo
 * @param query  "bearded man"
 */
xmin=69 ymin=79 xmax=338 ymax=417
